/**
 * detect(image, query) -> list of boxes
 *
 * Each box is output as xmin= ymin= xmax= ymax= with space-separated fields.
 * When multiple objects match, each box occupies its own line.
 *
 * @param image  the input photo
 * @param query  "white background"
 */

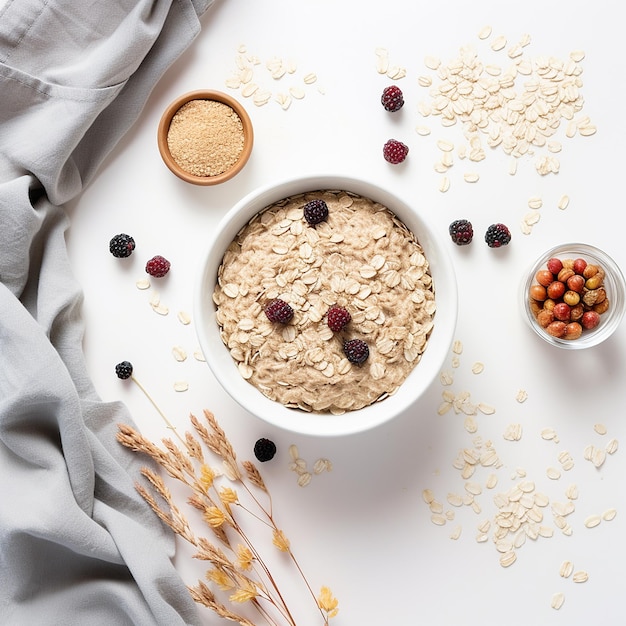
xmin=67 ymin=0 xmax=626 ymax=624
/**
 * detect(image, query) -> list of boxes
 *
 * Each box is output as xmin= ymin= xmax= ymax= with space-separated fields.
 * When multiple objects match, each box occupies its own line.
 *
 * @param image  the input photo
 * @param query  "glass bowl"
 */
xmin=522 ymin=243 xmax=626 ymax=349
xmin=157 ymin=89 xmax=253 ymax=186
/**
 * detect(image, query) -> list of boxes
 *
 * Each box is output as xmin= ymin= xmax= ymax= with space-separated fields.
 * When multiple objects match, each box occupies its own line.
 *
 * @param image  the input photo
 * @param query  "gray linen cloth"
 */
xmin=0 ymin=1 xmax=214 ymax=623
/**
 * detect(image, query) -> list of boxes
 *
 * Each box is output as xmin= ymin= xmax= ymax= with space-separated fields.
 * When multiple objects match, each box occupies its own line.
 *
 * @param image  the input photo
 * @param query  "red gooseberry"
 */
xmin=581 ymin=310 xmax=601 ymax=330
xmin=546 ymin=257 xmax=563 ymax=274
xmin=547 ymin=281 xmax=566 ymax=300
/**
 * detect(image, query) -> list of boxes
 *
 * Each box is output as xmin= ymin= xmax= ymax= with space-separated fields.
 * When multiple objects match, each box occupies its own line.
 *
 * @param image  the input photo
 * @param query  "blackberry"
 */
xmin=145 ymin=255 xmax=171 ymax=277
xmin=383 ymin=139 xmax=409 ymax=164
xmin=115 ymin=361 xmax=133 ymax=379
xmin=303 ymin=199 xmax=329 ymax=226
xmin=109 ymin=233 xmax=135 ymax=258
xmin=343 ymin=338 xmax=369 ymax=365
xmin=381 ymin=85 xmax=404 ymax=112
xmin=448 ymin=219 xmax=474 ymax=246
xmin=264 ymin=298 xmax=294 ymax=324
xmin=327 ymin=305 xmax=351 ymax=332
xmin=485 ymin=223 xmax=512 ymax=248
xmin=254 ymin=438 xmax=277 ymax=462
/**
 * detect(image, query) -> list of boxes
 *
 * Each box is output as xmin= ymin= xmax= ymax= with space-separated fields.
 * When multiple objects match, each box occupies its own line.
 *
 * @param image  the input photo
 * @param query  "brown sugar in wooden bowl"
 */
xmin=157 ymin=90 xmax=253 ymax=185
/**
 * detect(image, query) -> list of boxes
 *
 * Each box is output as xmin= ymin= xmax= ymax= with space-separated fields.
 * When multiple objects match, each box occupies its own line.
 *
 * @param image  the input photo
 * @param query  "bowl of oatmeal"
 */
xmin=194 ymin=175 xmax=457 ymax=436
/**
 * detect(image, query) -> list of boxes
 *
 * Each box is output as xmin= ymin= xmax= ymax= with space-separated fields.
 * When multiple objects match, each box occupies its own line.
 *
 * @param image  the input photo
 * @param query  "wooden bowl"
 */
xmin=157 ymin=89 xmax=253 ymax=186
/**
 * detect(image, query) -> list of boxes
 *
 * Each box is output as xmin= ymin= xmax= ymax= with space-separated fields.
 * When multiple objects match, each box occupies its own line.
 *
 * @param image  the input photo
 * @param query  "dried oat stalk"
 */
xmin=117 ymin=409 xmax=338 ymax=625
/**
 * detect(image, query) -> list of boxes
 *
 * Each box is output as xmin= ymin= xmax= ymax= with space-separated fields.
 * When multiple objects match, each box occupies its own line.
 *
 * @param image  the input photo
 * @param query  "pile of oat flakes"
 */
xmin=423 ymin=339 xmax=618 ymax=612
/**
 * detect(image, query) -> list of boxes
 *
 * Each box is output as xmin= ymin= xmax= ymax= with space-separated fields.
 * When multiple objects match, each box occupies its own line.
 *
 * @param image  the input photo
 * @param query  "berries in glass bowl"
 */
xmin=522 ymin=243 xmax=626 ymax=349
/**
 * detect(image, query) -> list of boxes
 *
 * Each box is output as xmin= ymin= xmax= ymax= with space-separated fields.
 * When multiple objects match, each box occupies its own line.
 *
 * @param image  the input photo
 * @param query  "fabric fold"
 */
xmin=0 ymin=0 xmax=215 ymax=623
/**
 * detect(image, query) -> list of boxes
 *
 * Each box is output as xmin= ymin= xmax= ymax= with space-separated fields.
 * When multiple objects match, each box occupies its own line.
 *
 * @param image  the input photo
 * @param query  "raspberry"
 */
xmin=343 ymin=338 xmax=369 ymax=365
xmin=448 ymin=219 xmax=474 ymax=246
xmin=485 ymin=223 xmax=512 ymax=248
xmin=264 ymin=298 xmax=294 ymax=324
xmin=253 ymin=438 xmax=277 ymax=462
xmin=383 ymin=139 xmax=408 ymax=164
xmin=115 ymin=361 xmax=133 ymax=380
xmin=145 ymin=255 xmax=171 ymax=277
xmin=109 ymin=233 xmax=135 ymax=258
xmin=327 ymin=305 xmax=351 ymax=332
xmin=381 ymin=85 xmax=404 ymax=112
xmin=303 ymin=199 xmax=329 ymax=226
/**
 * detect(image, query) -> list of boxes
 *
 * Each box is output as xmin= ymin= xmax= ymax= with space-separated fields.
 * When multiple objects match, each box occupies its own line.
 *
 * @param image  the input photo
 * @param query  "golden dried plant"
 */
xmin=117 ymin=405 xmax=338 ymax=626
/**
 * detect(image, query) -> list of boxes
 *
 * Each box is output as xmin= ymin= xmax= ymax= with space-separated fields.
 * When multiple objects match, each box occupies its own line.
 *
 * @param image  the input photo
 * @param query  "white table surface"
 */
xmin=66 ymin=0 xmax=626 ymax=623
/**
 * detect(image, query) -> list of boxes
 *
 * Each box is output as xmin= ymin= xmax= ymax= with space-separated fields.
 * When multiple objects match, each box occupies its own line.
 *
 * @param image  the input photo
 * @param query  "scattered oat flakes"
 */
xmin=173 ymin=380 xmax=189 ymax=392
xmin=431 ymin=513 xmax=447 ymax=526
xmin=424 ymin=55 xmax=441 ymax=70
xmin=153 ymin=304 xmax=169 ymax=316
xmin=471 ymin=362 xmax=484 ymax=374
xmin=486 ymin=473 xmax=498 ymax=489
xmin=490 ymin=35 xmax=507 ymax=51
xmin=289 ymin=86 xmax=305 ymax=100
xmin=535 ymin=155 xmax=560 ymax=176
xmin=559 ymin=560 xmax=574 ymax=578
xmin=313 ymin=458 xmax=332 ymax=474
xmin=503 ymin=423 xmax=523 ymax=441
xmin=593 ymin=423 xmax=608 ymax=435
xmin=193 ymin=350 xmax=206 ymax=362
xmin=449 ymin=525 xmax=462 ymax=540
xmin=464 ymin=416 xmax=478 ymax=434
xmin=515 ymin=389 xmax=528 ymax=403
xmin=584 ymin=514 xmax=601 ymax=528
xmin=172 ymin=346 xmax=187 ymax=362
xmin=547 ymin=466 xmax=561 ymax=480
xmin=386 ymin=65 xmax=406 ymax=80
xmin=177 ymin=310 xmax=191 ymax=325
xmin=602 ymin=508 xmax=617 ymax=521
xmin=499 ymin=551 xmax=516 ymax=568
xmin=136 ymin=278 xmax=150 ymax=290
xmin=463 ymin=172 xmax=479 ymax=183
xmin=422 ymin=489 xmax=435 ymax=504
xmin=375 ymin=47 xmax=390 ymax=73
xmin=558 ymin=451 xmax=575 ymax=471
xmin=447 ymin=493 xmax=464 ymax=507
xmin=592 ymin=447 xmax=606 ymax=468
xmin=541 ymin=428 xmax=559 ymax=442
xmin=551 ymin=592 xmax=565 ymax=610
xmin=572 ymin=571 xmax=588 ymax=583
xmin=297 ymin=472 xmax=312 ymax=488
xmin=226 ymin=46 xmax=321 ymax=110
xmin=440 ymin=370 xmax=454 ymax=385
xmin=557 ymin=194 xmax=570 ymax=210
xmin=606 ymin=438 xmax=619 ymax=454
xmin=437 ymin=400 xmax=452 ymax=415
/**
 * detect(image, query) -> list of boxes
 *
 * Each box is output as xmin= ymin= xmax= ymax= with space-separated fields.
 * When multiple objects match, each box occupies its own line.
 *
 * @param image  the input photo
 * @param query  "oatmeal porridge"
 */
xmin=213 ymin=189 xmax=436 ymax=414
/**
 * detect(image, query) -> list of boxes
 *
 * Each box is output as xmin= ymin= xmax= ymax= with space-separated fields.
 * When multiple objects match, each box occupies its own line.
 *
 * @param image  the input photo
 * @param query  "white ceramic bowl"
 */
xmin=194 ymin=175 xmax=458 ymax=436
